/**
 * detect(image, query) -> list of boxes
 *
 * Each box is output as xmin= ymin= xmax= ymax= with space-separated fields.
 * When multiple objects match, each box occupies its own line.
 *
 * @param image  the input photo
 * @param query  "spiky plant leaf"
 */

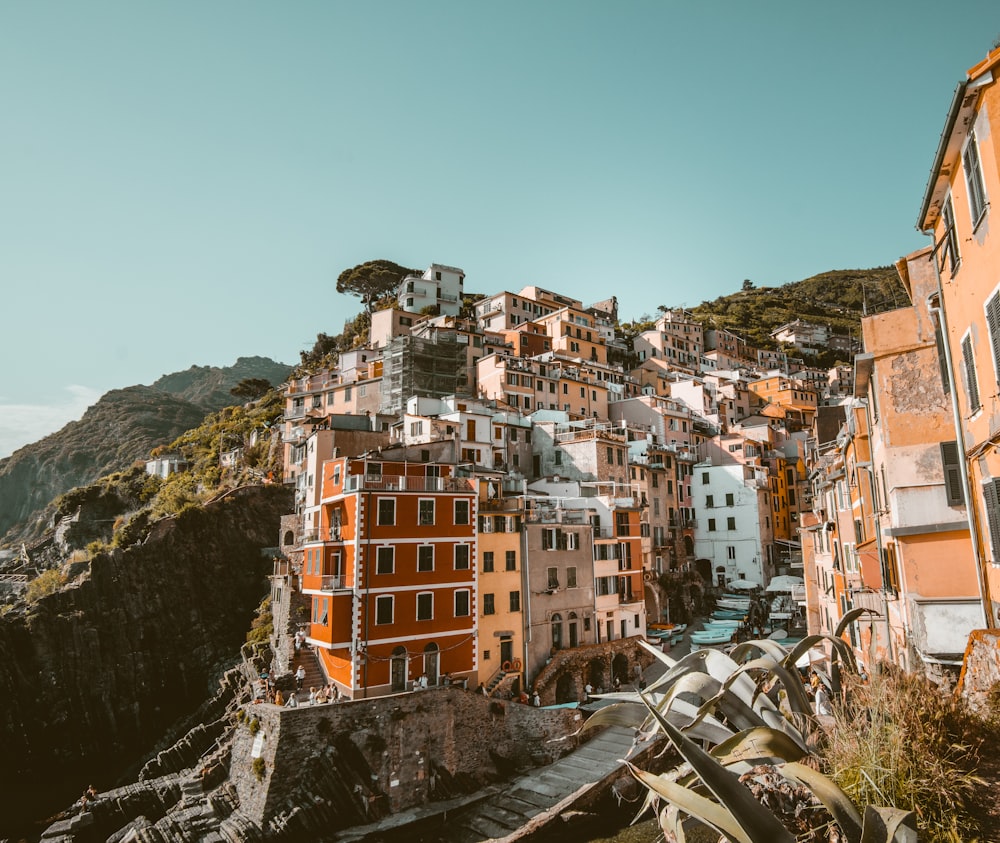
xmin=859 ymin=806 xmax=918 ymax=843
xmin=780 ymin=760 xmax=863 ymax=842
xmin=712 ymin=728 xmax=808 ymax=767
xmin=639 ymin=691 xmax=796 ymax=842
xmin=630 ymin=764 xmax=753 ymax=843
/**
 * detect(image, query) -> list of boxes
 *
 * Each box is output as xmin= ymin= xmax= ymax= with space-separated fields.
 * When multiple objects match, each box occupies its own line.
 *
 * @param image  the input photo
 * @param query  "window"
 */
xmin=567 ymin=566 xmax=577 ymax=588
xmin=509 ymin=590 xmax=520 ymax=612
xmin=375 ymin=595 xmax=393 ymax=625
xmin=547 ymin=567 xmax=559 ymax=589
xmin=942 ymin=195 xmax=960 ymax=274
xmin=376 ymin=546 xmax=394 ymax=575
xmin=377 ymin=498 xmax=395 ymax=526
xmin=708 ymin=518 xmax=717 ymax=531
xmin=418 ymin=545 xmax=434 ymax=572
xmin=505 ymin=550 xmax=516 ymax=571
xmin=964 ymin=129 xmax=988 ymax=225
xmin=725 ymin=493 xmax=734 ymax=506
xmin=706 ymin=494 xmax=714 ymax=508
xmin=987 ymin=293 xmax=1000 ymax=384
xmin=702 ymin=472 xmax=710 ymax=484
xmin=483 ymin=593 xmax=495 ymax=615
xmin=419 ymin=499 xmax=435 ymax=526
xmin=962 ymin=333 xmax=981 ymax=412
xmin=554 ymin=450 xmax=562 ymax=466
xmin=416 ymin=592 xmax=433 ymax=621
xmin=455 ymin=544 xmax=470 ymax=569
xmin=483 ymin=551 xmax=494 ymax=572
xmin=941 ymin=441 xmax=964 ymax=506
xmin=727 ymin=545 xmax=736 ymax=560
xmin=455 ymin=589 xmax=470 ymax=617
xmin=727 ymin=517 xmax=736 ymax=530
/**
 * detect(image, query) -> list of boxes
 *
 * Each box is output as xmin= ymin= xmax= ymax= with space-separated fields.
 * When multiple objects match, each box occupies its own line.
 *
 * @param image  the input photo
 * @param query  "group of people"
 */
xmin=305 ymin=683 xmax=341 ymax=705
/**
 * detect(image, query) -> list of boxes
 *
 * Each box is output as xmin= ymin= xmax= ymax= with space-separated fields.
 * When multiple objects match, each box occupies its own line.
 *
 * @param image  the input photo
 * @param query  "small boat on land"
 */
xmin=689 ymin=630 xmax=735 ymax=645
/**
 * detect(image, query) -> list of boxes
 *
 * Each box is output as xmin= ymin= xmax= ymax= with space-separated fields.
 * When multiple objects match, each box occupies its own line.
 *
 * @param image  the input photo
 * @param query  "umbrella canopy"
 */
xmin=766 ymin=575 xmax=805 ymax=593
xmin=729 ymin=577 xmax=760 ymax=590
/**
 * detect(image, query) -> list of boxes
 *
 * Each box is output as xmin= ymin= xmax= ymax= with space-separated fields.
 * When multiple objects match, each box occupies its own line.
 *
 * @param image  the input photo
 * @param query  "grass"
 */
xmin=822 ymin=667 xmax=989 ymax=841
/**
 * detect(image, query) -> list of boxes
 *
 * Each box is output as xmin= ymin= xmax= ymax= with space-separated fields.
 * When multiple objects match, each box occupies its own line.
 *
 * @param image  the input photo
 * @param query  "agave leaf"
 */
xmin=630 ymin=765 xmax=753 ymax=843
xmin=720 ymin=657 xmax=810 ymax=743
xmin=639 ymin=637 xmax=677 ymax=668
xmin=835 ymin=607 xmax=879 ymax=639
xmin=579 ymin=700 xmax=649 ymax=732
xmin=859 ymin=806 xmax=918 ymax=843
xmin=639 ymin=692 xmax=796 ymax=843
xmin=780 ymin=760 xmax=863 ymax=843
xmin=713 ymin=727 xmax=808 ymax=767
xmin=781 ymin=633 xmax=858 ymax=676
xmin=730 ymin=638 xmax=791 ymax=664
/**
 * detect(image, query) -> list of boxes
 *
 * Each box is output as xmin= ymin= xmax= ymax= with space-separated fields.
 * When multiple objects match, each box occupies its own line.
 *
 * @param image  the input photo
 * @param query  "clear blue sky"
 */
xmin=2 ymin=1 xmax=999 ymax=457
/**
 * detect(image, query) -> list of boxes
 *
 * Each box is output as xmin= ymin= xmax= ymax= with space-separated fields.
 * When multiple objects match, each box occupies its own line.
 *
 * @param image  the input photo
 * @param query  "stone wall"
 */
xmin=531 ymin=636 xmax=652 ymax=705
xmin=958 ymin=629 xmax=1000 ymax=710
xmin=231 ymin=686 xmax=584 ymax=833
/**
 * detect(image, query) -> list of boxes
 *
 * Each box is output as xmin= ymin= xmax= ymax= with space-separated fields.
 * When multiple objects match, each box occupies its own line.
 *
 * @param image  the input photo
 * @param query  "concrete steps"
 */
xmin=290 ymin=648 xmax=327 ymax=702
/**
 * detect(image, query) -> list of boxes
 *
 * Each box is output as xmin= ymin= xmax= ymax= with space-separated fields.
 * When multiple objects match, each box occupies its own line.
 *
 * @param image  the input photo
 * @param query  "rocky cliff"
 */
xmin=0 ymin=483 xmax=292 ymax=841
xmin=0 ymin=356 xmax=291 ymax=545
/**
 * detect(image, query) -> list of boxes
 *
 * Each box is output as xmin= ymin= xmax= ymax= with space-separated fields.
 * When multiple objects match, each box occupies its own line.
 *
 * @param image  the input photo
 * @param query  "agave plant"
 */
xmin=581 ymin=621 xmax=917 ymax=843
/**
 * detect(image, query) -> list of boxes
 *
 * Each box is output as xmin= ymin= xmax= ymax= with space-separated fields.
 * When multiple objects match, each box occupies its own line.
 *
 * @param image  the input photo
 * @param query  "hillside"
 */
xmin=687 ymin=266 xmax=904 ymax=359
xmin=0 ymin=357 xmax=291 ymax=546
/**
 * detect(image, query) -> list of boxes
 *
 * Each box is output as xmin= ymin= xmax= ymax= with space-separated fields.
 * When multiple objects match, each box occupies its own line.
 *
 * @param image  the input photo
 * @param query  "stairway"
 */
xmin=290 ymin=647 xmax=328 ymax=703
xmin=445 ymin=725 xmax=640 ymax=842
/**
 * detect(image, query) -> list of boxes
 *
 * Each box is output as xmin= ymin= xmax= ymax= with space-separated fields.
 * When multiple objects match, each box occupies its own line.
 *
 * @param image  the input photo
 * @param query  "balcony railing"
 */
xmin=320 ymin=575 xmax=347 ymax=591
xmin=344 ymin=475 xmax=473 ymax=493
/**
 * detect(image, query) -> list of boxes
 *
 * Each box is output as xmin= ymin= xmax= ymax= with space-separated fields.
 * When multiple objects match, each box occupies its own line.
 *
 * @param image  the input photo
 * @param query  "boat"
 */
xmin=701 ymin=619 xmax=741 ymax=628
xmin=689 ymin=630 xmax=735 ymax=645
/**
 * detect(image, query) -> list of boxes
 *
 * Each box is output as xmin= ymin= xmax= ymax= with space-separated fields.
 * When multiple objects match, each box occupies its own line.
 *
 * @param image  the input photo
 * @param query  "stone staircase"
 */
xmin=444 ymin=725 xmax=641 ymax=842
xmin=290 ymin=647 xmax=328 ymax=702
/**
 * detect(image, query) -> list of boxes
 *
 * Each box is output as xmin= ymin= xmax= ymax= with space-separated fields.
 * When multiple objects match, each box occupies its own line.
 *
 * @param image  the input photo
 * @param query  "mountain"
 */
xmin=687 ymin=266 xmax=904 ymax=358
xmin=0 ymin=357 xmax=292 ymax=546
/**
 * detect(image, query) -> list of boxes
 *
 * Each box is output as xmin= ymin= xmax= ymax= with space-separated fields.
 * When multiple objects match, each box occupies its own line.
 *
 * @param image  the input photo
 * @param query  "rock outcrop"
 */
xmin=0 ymin=356 xmax=291 ymax=545
xmin=0 ymin=484 xmax=292 ymax=840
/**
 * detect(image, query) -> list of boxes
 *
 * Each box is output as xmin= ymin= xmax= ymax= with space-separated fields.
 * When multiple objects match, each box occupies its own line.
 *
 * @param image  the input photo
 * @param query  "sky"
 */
xmin=2 ymin=1 xmax=1000 ymax=459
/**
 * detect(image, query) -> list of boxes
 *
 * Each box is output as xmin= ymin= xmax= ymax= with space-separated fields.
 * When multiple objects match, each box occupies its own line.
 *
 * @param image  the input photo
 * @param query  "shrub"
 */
xmin=252 ymin=757 xmax=265 ymax=781
xmin=246 ymin=597 xmax=273 ymax=646
xmin=25 ymin=568 xmax=66 ymax=603
xmin=823 ymin=667 xmax=986 ymax=841
xmin=248 ymin=718 xmax=260 ymax=736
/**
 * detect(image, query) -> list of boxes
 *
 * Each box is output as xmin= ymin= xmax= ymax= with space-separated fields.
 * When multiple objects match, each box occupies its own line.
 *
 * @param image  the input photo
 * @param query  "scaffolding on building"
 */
xmin=379 ymin=333 xmax=465 ymax=415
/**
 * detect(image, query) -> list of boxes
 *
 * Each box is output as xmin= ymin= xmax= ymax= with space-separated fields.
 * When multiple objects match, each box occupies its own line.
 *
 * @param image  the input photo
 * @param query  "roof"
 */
xmin=918 ymin=47 xmax=1000 ymax=231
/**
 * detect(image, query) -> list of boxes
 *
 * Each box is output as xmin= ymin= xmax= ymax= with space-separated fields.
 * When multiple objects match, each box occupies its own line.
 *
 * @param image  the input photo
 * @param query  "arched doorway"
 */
xmin=568 ymin=612 xmax=579 ymax=648
xmin=587 ymin=657 xmax=606 ymax=692
xmin=695 ymin=558 xmax=712 ymax=583
xmin=612 ymin=653 xmax=629 ymax=688
xmin=551 ymin=613 xmax=563 ymax=651
xmin=555 ymin=672 xmax=574 ymax=704
xmin=423 ymin=642 xmax=440 ymax=686
xmin=283 ymin=530 xmax=295 ymax=546
xmin=391 ymin=646 xmax=408 ymax=692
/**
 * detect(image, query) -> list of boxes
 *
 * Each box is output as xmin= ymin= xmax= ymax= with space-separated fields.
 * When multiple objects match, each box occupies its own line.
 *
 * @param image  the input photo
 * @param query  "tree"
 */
xmin=742 ymin=279 xmax=755 ymax=291
xmin=336 ymin=259 xmax=415 ymax=313
xmin=230 ymin=378 xmax=273 ymax=402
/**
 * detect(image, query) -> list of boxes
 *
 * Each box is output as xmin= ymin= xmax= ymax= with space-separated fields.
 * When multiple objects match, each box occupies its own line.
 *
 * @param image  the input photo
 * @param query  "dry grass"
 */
xmin=822 ymin=667 xmax=988 ymax=841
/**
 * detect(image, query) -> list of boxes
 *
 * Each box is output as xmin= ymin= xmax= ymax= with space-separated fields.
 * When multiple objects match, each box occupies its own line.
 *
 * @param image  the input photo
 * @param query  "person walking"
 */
xmin=295 ymin=664 xmax=306 ymax=692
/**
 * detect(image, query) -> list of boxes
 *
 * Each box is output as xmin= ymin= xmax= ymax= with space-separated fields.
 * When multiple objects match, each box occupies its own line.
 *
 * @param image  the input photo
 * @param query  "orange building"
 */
xmin=301 ymin=452 xmax=477 ymax=698
xmin=919 ymin=45 xmax=1000 ymax=627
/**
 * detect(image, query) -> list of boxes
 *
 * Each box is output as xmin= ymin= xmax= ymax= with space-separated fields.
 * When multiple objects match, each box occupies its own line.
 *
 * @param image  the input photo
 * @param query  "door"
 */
xmin=424 ymin=643 xmax=439 ymax=686
xmin=500 ymin=637 xmax=513 ymax=666
xmin=391 ymin=647 xmax=407 ymax=692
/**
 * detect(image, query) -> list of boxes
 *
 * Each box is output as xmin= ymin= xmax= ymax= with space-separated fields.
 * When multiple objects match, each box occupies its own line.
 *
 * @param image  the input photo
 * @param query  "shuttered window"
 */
xmin=964 ymin=130 xmax=988 ymax=225
xmin=983 ymin=479 xmax=1000 ymax=562
xmin=962 ymin=334 xmax=981 ymax=412
xmin=940 ymin=441 xmax=964 ymax=506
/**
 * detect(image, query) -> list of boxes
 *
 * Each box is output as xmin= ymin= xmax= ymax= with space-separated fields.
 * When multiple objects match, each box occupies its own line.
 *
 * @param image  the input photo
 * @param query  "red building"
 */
xmin=301 ymin=452 xmax=477 ymax=698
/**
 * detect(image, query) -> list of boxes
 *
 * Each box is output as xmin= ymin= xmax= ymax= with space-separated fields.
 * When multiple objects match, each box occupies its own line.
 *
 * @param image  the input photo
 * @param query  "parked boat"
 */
xmin=689 ymin=630 xmax=735 ymax=645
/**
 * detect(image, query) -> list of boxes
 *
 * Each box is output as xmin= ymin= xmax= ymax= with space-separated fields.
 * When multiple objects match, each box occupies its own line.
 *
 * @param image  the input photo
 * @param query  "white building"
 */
xmin=398 ymin=263 xmax=465 ymax=316
xmin=691 ymin=462 xmax=772 ymax=588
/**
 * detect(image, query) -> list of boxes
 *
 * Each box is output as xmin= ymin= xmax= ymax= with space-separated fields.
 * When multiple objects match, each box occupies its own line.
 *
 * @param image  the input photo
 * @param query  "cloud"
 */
xmin=0 ymin=385 xmax=103 ymax=459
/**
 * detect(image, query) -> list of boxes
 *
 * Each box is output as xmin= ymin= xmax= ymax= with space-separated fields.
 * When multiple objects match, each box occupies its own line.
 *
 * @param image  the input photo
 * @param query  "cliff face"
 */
xmin=0 ymin=484 xmax=292 ymax=839
xmin=0 ymin=356 xmax=291 ymax=545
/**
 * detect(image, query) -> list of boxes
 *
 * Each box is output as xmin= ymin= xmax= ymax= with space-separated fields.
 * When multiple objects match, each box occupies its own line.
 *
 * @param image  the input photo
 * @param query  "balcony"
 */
xmin=344 ymin=475 xmax=474 ymax=493
xmin=320 ymin=575 xmax=348 ymax=591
